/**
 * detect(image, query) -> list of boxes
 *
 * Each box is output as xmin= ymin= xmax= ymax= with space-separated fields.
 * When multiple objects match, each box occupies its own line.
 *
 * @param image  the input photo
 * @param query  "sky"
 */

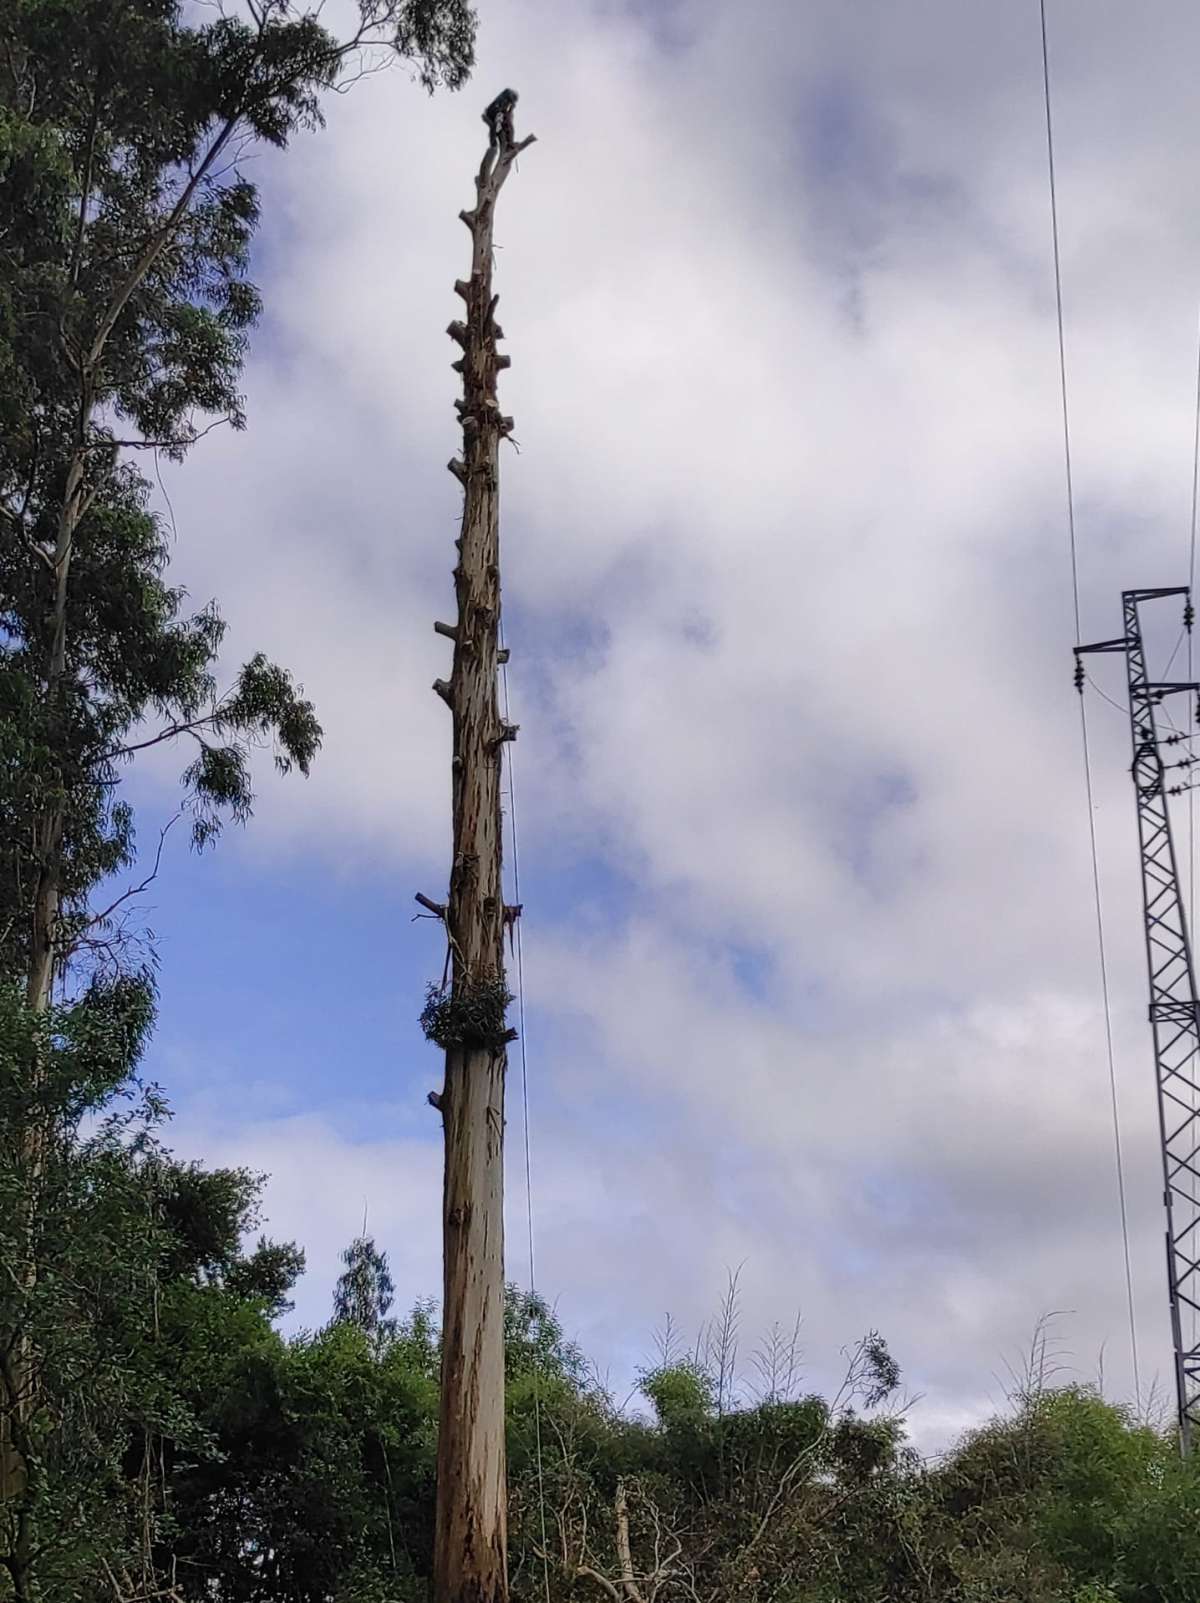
xmin=125 ymin=0 xmax=1200 ymax=1452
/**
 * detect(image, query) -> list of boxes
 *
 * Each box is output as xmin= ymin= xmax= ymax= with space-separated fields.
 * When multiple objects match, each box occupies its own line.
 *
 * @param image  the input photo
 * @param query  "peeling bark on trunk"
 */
xmin=430 ymin=93 xmax=534 ymax=1603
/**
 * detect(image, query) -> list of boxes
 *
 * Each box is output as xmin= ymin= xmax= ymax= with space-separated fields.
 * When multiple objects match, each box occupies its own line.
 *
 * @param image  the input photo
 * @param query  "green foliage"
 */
xmin=0 ymin=979 xmax=307 ymax=1600
xmin=505 ymin=1285 xmax=586 ymax=1387
xmin=0 ymin=0 xmax=478 ymax=992
xmin=420 ymin=973 xmax=515 ymax=1052
xmin=333 ymin=1233 xmax=398 ymax=1348
xmin=515 ymin=1322 xmax=1200 ymax=1603
xmin=920 ymin=1384 xmax=1200 ymax=1603
xmin=640 ymin=1359 xmax=715 ymax=1427
xmin=0 ymin=980 xmax=160 ymax=1593
xmin=0 ymin=4 xmax=478 ymax=1592
xmin=2 ymin=1052 xmax=1197 ymax=1603
xmin=155 ymin=1284 xmax=590 ymax=1601
xmin=163 ymin=1319 xmax=437 ymax=1602
xmin=152 ymin=1159 xmax=304 ymax=1319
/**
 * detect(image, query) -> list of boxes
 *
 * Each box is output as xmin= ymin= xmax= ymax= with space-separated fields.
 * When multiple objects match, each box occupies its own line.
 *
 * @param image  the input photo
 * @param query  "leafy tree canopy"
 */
xmin=0 ymin=2 xmax=477 ymax=1595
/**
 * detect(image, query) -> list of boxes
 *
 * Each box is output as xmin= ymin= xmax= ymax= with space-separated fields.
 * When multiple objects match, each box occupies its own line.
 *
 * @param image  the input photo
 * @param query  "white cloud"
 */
xmin=155 ymin=0 xmax=1200 ymax=1442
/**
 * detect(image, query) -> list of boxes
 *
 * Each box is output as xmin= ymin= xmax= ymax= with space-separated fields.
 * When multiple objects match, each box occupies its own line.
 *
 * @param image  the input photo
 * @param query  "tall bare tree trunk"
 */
xmin=425 ymin=93 xmax=533 ymax=1603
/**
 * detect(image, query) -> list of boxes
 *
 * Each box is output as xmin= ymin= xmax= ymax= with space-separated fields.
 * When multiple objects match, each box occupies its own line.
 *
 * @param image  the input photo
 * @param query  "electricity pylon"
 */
xmin=1077 ymin=587 xmax=1200 ymax=1453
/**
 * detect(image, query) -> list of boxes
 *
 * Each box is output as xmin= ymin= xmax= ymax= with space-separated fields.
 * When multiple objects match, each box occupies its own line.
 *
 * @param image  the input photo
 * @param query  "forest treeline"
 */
xmin=1 ymin=0 xmax=1199 ymax=1598
xmin=6 ymin=1148 xmax=1200 ymax=1603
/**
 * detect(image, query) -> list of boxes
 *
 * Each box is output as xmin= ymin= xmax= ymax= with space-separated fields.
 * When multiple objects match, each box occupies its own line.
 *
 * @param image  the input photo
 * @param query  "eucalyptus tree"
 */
xmin=0 ymin=2 xmax=478 ymax=1592
xmin=0 ymin=0 xmax=476 ymax=1010
xmin=334 ymin=1233 xmax=399 ymax=1350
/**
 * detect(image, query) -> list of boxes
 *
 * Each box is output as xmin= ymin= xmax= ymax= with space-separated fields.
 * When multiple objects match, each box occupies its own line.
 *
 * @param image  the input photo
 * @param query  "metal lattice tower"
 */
xmin=1077 ymin=587 xmax=1200 ymax=1453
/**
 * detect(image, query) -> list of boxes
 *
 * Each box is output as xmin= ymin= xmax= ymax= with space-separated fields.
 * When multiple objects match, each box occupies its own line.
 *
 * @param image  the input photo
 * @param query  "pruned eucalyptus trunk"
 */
xmin=423 ymin=90 xmax=534 ymax=1603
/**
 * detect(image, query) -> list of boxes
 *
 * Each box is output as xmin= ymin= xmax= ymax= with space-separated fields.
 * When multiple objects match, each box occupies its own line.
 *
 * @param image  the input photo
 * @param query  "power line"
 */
xmin=499 ymin=640 xmax=538 ymax=1333
xmin=1186 ymin=290 xmax=1200 ymax=1348
xmin=1040 ymin=0 xmax=1142 ymax=1411
xmin=1086 ymin=672 xmax=1132 ymax=720
xmin=1189 ymin=312 xmax=1200 ymax=603
xmin=1164 ymin=626 xmax=1187 ymax=679
xmin=1040 ymin=0 xmax=1081 ymax=642
xmin=1078 ymin=697 xmax=1142 ymax=1416
xmin=499 ymin=633 xmax=551 ymax=1603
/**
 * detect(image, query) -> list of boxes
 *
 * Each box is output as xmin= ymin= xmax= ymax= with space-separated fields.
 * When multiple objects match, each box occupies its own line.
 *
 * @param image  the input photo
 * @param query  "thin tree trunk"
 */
xmin=429 ymin=92 xmax=533 ymax=1603
xmin=26 ymin=435 xmax=87 ymax=1013
xmin=4 ymin=90 xmax=217 ymax=1556
xmin=3 ymin=431 xmax=87 ymax=1554
xmin=614 ymin=1481 xmax=647 ymax=1603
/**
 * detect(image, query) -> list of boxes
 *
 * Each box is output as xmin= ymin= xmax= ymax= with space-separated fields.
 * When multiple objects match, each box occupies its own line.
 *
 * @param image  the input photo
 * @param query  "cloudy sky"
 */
xmin=128 ymin=0 xmax=1200 ymax=1449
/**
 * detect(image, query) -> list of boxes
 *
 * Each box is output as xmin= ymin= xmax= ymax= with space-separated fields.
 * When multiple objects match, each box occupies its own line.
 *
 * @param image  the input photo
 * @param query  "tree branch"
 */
xmin=81 ymin=814 xmax=180 ymax=932
xmin=99 ymin=706 xmax=229 ymax=763
xmin=82 ymin=415 xmax=235 ymax=453
xmin=575 ymin=1565 xmax=622 ymax=1602
xmin=68 ymin=77 xmax=103 ymax=292
xmin=614 ymin=1480 xmax=648 ymax=1603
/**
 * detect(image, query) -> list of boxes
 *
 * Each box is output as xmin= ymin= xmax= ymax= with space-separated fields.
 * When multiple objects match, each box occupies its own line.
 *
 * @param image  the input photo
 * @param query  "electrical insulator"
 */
xmin=1186 ymin=599 xmax=1195 ymax=632
xmin=1074 ymin=657 xmax=1085 ymax=693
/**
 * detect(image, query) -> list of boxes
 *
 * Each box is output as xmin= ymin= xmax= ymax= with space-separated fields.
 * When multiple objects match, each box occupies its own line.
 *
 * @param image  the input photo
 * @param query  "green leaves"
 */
xmin=333 ymin=1234 xmax=398 ymax=1347
xmin=640 ymin=1360 xmax=715 ymax=1428
xmin=175 ymin=652 xmax=321 ymax=849
xmin=0 ymin=0 xmax=481 ymax=1594
xmin=387 ymin=0 xmax=479 ymax=92
xmin=0 ymin=0 xmax=477 ymax=999
xmin=223 ymin=652 xmax=321 ymax=778
xmin=0 ymin=974 xmax=318 ymax=1597
xmin=420 ymin=974 xmax=515 ymax=1051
